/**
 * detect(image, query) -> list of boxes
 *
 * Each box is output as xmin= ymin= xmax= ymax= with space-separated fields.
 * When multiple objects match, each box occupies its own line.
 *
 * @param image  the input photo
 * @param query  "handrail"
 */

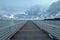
xmin=40 ymin=22 xmax=60 ymax=28
xmin=33 ymin=21 xmax=60 ymax=40
xmin=0 ymin=21 xmax=27 ymax=40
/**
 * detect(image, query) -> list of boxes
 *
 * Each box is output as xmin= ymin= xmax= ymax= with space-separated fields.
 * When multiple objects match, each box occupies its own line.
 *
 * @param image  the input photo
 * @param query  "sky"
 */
xmin=0 ymin=0 xmax=59 ymax=8
xmin=0 ymin=0 xmax=59 ymax=14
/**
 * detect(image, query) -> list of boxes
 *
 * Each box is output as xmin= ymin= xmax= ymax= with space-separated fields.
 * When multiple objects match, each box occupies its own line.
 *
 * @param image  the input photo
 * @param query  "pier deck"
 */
xmin=11 ymin=21 xmax=52 ymax=40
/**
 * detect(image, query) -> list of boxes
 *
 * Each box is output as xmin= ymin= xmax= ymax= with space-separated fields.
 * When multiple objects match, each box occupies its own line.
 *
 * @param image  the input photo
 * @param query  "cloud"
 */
xmin=2 ymin=14 xmax=15 ymax=19
xmin=48 ymin=0 xmax=59 ymax=7
xmin=53 ymin=0 xmax=59 ymax=2
xmin=9 ymin=14 xmax=14 ymax=19
xmin=55 ymin=11 xmax=60 ymax=16
xmin=14 ymin=11 xmax=28 ymax=15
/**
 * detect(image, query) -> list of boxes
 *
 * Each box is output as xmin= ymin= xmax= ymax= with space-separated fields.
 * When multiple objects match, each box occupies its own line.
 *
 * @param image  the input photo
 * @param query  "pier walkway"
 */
xmin=11 ymin=21 xmax=52 ymax=40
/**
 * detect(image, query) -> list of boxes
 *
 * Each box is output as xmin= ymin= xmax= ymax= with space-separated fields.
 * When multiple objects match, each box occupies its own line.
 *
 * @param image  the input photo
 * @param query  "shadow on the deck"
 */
xmin=10 ymin=21 xmax=53 ymax=40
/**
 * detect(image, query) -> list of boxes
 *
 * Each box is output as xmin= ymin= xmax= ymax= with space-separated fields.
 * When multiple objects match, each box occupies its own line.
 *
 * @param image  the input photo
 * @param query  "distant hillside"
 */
xmin=44 ymin=18 xmax=60 ymax=20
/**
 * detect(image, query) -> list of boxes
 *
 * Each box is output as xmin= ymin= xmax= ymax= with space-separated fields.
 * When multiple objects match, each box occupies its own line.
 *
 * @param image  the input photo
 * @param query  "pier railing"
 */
xmin=0 ymin=20 xmax=27 ymax=40
xmin=33 ymin=20 xmax=60 ymax=40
